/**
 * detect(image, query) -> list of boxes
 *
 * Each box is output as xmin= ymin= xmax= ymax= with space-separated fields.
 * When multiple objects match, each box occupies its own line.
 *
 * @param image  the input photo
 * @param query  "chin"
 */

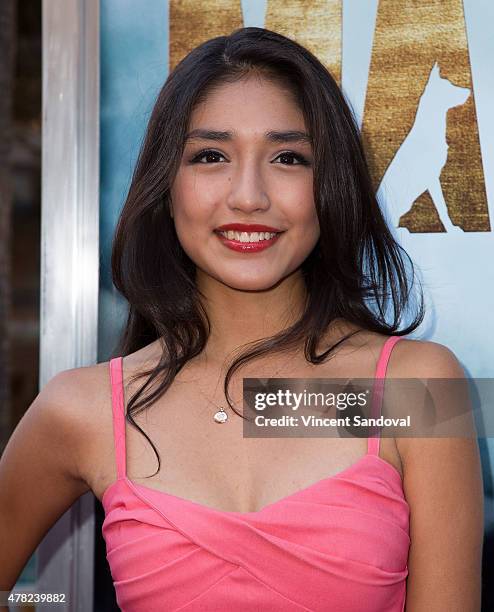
xmin=218 ymin=272 xmax=288 ymax=292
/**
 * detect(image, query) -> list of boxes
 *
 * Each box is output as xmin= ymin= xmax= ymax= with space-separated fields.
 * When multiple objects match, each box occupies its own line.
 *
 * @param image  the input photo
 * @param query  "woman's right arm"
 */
xmin=0 ymin=369 xmax=91 ymax=591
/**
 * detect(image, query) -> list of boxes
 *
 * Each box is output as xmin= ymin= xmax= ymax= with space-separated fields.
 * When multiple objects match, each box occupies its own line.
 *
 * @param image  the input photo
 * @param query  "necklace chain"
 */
xmin=194 ymin=351 xmax=301 ymax=424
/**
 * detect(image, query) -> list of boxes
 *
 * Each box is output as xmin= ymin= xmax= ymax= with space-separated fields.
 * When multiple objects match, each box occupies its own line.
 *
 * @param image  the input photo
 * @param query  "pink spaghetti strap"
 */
xmin=109 ymin=356 xmax=127 ymax=480
xmin=367 ymin=336 xmax=403 ymax=456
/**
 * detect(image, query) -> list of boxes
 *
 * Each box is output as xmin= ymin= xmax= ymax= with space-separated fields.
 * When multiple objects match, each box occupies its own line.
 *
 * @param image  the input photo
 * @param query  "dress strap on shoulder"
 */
xmin=109 ymin=356 xmax=127 ymax=479
xmin=367 ymin=336 xmax=403 ymax=456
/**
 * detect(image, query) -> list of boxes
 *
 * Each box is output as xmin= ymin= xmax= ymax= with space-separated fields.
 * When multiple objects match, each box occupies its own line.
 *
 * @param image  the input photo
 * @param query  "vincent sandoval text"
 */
xmin=254 ymin=415 xmax=411 ymax=428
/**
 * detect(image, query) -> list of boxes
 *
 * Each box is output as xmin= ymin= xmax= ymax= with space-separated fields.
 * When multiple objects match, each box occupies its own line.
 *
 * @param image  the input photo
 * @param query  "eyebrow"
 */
xmin=185 ymin=129 xmax=312 ymax=145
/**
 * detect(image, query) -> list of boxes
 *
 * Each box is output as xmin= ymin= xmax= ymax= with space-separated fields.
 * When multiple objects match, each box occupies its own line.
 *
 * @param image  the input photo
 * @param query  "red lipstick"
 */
xmin=214 ymin=224 xmax=284 ymax=253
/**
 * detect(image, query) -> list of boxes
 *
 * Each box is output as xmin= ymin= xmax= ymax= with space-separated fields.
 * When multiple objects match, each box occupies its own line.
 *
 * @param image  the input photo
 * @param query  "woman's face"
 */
xmin=169 ymin=74 xmax=320 ymax=291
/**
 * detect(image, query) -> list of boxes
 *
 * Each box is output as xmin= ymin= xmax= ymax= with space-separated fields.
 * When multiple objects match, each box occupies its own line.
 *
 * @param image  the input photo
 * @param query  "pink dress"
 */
xmin=102 ymin=335 xmax=410 ymax=611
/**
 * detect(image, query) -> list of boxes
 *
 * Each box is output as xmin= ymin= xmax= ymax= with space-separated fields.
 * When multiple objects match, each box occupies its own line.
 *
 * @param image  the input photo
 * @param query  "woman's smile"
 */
xmin=214 ymin=228 xmax=283 ymax=252
xmin=213 ymin=222 xmax=286 ymax=253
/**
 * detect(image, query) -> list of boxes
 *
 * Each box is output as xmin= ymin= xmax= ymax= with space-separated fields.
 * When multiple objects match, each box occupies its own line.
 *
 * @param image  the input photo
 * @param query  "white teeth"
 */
xmin=219 ymin=230 xmax=278 ymax=242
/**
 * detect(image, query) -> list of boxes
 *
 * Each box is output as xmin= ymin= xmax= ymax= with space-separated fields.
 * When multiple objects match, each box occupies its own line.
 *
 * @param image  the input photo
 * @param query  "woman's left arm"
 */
xmin=392 ymin=340 xmax=484 ymax=612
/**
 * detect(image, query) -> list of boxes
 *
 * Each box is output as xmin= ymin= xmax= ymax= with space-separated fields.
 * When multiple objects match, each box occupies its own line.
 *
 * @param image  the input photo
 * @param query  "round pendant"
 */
xmin=213 ymin=409 xmax=228 ymax=423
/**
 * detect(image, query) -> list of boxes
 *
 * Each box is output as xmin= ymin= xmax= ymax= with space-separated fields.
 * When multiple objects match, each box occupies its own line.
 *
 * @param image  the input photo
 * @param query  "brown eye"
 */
xmin=190 ymin=149 xmax=226 ymax=164
xmin=273 ymin=152 xmax=310 ymax=165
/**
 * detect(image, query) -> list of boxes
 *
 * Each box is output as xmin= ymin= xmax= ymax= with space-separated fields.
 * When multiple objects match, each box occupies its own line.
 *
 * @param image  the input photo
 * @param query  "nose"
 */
xmin=226 ymin=159 xmax=270 ymax=214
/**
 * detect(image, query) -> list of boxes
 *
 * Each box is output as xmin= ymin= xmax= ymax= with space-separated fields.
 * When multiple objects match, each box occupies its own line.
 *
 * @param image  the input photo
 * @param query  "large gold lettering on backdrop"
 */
xmin=170 ymin=0 xmax=243 ymax=70
xmin=170 ymin=0 xmax=341 ymax=82
xmin=264 ymin=1 xmax=341 ymax=83
xmin=170 ymin=0 xmax=489 ymax=233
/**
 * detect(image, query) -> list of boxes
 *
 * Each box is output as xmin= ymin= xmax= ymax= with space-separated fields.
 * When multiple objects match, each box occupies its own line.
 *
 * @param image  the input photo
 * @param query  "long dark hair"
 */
xmin=111 ymin=27 xmax=424 ymax=476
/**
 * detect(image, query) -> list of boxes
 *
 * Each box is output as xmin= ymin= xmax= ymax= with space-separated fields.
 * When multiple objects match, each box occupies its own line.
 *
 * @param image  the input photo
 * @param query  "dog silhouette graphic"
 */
xmin=377 ymin=61 xmax=470 ymax=233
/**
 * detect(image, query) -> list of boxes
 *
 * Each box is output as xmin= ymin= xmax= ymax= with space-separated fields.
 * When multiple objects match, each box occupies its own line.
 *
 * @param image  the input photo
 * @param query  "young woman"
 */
xmin=0 ymin=27 xmax=483 ymax=611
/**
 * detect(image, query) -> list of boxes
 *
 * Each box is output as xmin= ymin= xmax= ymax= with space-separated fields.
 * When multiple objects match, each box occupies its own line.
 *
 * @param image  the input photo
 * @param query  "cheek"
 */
xmin=171 ymin=170 xmax=220 ymax=219
xmin=295 ymin=197 xmax=320 ymax=238
xmin=285 ymin=176 xmax=317 ymax=224
xmin=170 ymin=187 xmax=211 ymax=237
xmin=296 ymin=207 xmax=320 ymax=256
xmin=170 ymin=185 xmax=221 ymax=270
xmin=306 ymin=192 xmax=320 ymax=229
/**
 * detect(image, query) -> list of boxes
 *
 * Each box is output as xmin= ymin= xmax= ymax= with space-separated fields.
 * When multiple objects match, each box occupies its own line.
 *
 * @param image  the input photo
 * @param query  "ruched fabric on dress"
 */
xmin=102 ymin=336 xmax=409 ymax=611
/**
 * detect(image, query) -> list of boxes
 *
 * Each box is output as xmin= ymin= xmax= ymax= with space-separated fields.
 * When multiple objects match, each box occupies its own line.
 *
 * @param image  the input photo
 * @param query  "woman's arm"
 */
xmin=0 ymin=370 xmax=91 ymax=591
xmin=393 ymin=341 xmax=484 ymax=611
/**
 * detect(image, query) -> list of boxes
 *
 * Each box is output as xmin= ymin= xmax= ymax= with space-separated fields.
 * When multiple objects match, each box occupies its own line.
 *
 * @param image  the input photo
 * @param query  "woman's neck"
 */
xmin=196 ymin=269 xmax=307 ymax=362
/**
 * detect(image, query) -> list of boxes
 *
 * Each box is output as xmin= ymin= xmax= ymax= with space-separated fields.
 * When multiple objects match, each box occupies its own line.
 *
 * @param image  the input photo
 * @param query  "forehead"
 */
xmin=188 ymin=75 xmax=305 ymax=131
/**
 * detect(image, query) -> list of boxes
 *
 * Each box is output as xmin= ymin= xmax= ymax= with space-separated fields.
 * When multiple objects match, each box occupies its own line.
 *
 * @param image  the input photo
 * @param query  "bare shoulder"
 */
xmin=46 ymin=341 xmax=164 ymax=489
xmin=31 ymin=361 xmax=114 ymax=485
xmin=45 ymin=338 xmax=162 ymax=420
xmin=385 ymin=336 xmax=473 ymax=454
xmin=45 ymin=359 xmax=113 ymax=417
xmin=386 ymin=336 xmax=466 ymax=378
xmin=385 ymin=338 xmax=483 ymax=609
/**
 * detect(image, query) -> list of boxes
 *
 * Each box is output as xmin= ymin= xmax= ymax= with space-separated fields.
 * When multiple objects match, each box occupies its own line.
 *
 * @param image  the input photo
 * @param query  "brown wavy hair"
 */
xmin=110 ymin=27 xmax=424 ymax=476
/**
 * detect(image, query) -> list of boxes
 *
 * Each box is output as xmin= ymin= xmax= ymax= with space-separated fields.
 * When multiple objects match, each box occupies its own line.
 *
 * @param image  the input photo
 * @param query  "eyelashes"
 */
xmin=189 ymin=149 xmax=225 ymax=164
xmin=188 ymin=148 xmax=311 ymax=166
xmin=274 ymin=152 xmax=311 ymax=166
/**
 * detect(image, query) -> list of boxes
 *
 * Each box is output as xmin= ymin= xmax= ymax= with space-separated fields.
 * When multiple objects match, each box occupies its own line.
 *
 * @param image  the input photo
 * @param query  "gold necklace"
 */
xmin=195 ymin=351 xmax=301 ymax=424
